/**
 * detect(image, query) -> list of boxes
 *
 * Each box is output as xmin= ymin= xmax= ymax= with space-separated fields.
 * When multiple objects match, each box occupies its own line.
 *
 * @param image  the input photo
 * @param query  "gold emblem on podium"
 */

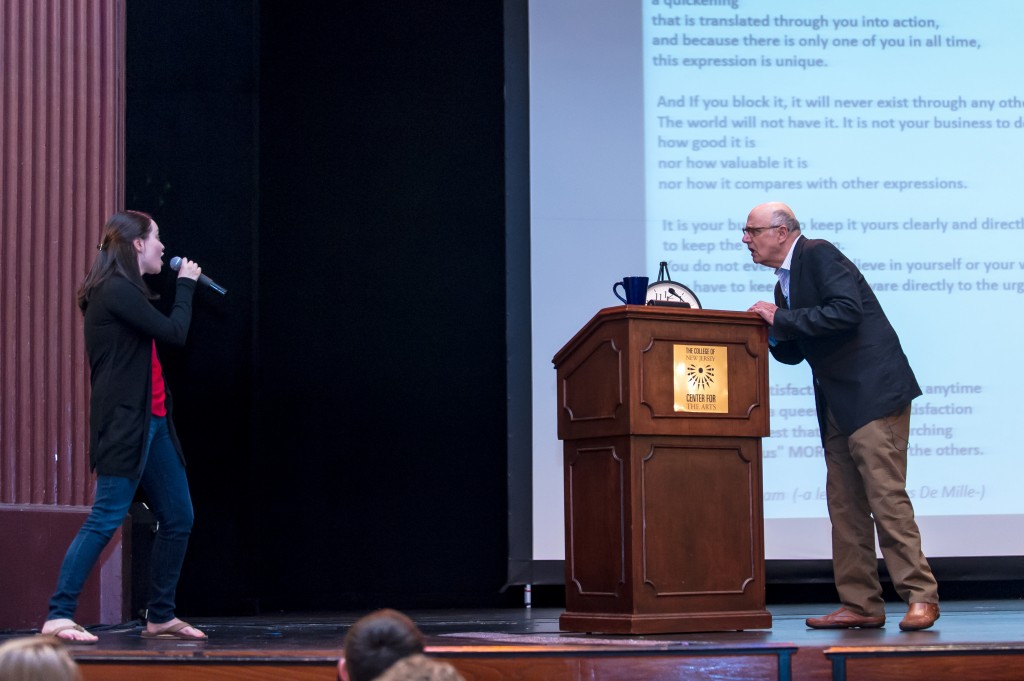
xmin=674 ymin=344 xmax=728 ymax=413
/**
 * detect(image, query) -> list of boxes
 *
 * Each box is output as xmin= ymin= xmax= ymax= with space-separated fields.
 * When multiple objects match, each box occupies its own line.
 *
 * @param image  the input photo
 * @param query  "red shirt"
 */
xmin=151 ymin=341 xmax=167 ymax=417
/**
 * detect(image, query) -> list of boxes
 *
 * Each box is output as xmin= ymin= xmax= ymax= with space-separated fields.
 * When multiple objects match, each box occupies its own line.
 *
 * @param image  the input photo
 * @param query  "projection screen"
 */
xmin=526 ymin=0 xmax=1024 ymax=565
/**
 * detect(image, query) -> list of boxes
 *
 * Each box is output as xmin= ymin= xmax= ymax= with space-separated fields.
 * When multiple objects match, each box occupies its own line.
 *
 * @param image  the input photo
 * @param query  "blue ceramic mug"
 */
xmin=613 ymin=276 xmax=649 ymax=305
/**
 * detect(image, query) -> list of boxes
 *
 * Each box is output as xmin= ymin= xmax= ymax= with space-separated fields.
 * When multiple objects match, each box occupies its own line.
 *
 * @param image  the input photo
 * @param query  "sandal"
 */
xmin=141 ymin=620 xmax=208 ymax=641
xmin=42 ymin=622 xmax=98 ymax=645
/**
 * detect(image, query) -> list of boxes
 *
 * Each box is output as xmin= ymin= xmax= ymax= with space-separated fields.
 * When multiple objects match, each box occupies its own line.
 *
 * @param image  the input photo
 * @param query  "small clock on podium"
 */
xmin=647 ymin=261 xmax=701 ymax=309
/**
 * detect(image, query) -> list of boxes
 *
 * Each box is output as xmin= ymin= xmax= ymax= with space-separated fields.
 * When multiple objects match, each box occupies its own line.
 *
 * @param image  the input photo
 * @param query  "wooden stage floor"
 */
xmin=4 ymin=601 xmax=1024 ymax=680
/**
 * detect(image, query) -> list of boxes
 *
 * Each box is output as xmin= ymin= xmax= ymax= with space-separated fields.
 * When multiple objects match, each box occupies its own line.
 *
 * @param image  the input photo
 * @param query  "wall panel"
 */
xmin=0 ymin=0 xmax=125 ymax=628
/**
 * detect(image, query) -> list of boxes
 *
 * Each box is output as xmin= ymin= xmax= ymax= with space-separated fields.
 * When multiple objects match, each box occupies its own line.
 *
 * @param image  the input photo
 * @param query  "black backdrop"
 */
xmin=127 ymin=1 xmax=511 ymax=615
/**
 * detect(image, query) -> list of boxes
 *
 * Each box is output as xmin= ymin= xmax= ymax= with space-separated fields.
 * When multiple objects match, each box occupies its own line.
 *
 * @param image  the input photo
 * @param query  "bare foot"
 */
xmin=41 ymin=618 xmax=99 ymax=644
xmin=145 ymin=618 xmax=207 ymax=640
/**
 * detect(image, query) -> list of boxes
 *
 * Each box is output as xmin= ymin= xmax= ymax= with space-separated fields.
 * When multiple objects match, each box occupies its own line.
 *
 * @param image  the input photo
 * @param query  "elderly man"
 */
xmin=744 ymin=201 xmax=940 ymax=631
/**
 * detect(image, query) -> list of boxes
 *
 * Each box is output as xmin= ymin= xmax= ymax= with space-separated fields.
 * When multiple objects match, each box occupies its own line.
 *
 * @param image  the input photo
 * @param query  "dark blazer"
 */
xmin=770 ymin=236 xmax=921 ymax=441
xmin=84 ymin=274 xmax=196 ymax=477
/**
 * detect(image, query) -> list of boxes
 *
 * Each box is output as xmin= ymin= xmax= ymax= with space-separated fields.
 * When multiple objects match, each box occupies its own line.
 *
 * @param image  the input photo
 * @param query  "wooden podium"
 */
xmin=553 ymin=305 xmax=772 ymax=634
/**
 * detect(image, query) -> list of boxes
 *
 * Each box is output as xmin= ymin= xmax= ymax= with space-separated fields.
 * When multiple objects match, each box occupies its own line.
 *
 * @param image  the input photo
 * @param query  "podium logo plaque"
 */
xmin=674 ymin=344 xmax=728 ymax=413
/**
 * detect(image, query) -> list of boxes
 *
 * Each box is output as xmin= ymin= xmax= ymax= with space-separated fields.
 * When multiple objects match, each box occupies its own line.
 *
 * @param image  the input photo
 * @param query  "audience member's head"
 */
xmin=338 ymin=609 xmax=425 ymax=681
xmin=0 ymin=636 xmax=83 ymax=681
xmin=375 ymin=654 xmax=466 ymax=681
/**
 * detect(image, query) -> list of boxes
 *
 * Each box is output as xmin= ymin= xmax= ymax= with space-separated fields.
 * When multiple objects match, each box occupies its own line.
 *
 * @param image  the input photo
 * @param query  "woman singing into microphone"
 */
xmin=41 ymin=211 xmax=207 ymax=643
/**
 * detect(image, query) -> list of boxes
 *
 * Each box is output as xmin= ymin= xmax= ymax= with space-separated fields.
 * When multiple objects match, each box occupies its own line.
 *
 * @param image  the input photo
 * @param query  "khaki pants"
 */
xmin=824 ymin=404 xmax=939 ymax=617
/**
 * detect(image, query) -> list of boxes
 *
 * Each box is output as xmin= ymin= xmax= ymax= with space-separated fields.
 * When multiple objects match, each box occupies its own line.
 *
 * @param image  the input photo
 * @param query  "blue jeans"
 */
xmin=48 ymin=416 xmax=194 ymax=624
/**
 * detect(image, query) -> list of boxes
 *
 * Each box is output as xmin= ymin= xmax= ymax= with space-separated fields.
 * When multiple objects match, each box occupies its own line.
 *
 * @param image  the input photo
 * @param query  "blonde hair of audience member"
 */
xmin=375 ymin=654 xmax=466 ymax=681
xmin=0 ymin=637 xmax=83 ymax=681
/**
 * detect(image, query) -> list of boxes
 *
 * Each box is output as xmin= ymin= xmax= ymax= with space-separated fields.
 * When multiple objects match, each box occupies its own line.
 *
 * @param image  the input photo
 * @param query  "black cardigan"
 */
xmin=84 ymin=274 xmax=196 ymax=477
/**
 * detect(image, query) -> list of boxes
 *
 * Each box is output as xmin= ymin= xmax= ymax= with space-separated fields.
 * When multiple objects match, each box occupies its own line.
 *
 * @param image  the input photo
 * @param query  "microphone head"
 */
xmin=169 ymin=256 xmax=183 ymax=271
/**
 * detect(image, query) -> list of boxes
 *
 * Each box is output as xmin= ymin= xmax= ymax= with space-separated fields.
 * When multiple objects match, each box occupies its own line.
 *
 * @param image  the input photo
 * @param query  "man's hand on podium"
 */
xmin=748 ymin=301 xmax=778 ymax=325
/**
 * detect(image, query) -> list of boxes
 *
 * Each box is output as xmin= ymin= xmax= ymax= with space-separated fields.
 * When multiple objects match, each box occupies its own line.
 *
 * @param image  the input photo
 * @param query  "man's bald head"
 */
xmin=743 ymin=201 xmax=802 ymax=268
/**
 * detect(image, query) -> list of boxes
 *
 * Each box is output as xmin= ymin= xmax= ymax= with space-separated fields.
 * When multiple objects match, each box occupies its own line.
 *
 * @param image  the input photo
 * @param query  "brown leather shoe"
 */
xmin=806 ymin=607 xmax=885 ymax=629
xmin=899 ymin=602 xmax=940 ymax=631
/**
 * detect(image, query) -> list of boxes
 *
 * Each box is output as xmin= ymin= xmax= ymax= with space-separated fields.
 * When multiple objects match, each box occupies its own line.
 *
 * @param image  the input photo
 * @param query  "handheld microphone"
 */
xmin=169 ymin=256 xmax=227 ymax=295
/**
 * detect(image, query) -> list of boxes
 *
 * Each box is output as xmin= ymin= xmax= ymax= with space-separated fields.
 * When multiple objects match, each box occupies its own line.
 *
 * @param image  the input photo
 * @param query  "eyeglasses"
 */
xmin=741 ymin=226 xmax=781 ymax=237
